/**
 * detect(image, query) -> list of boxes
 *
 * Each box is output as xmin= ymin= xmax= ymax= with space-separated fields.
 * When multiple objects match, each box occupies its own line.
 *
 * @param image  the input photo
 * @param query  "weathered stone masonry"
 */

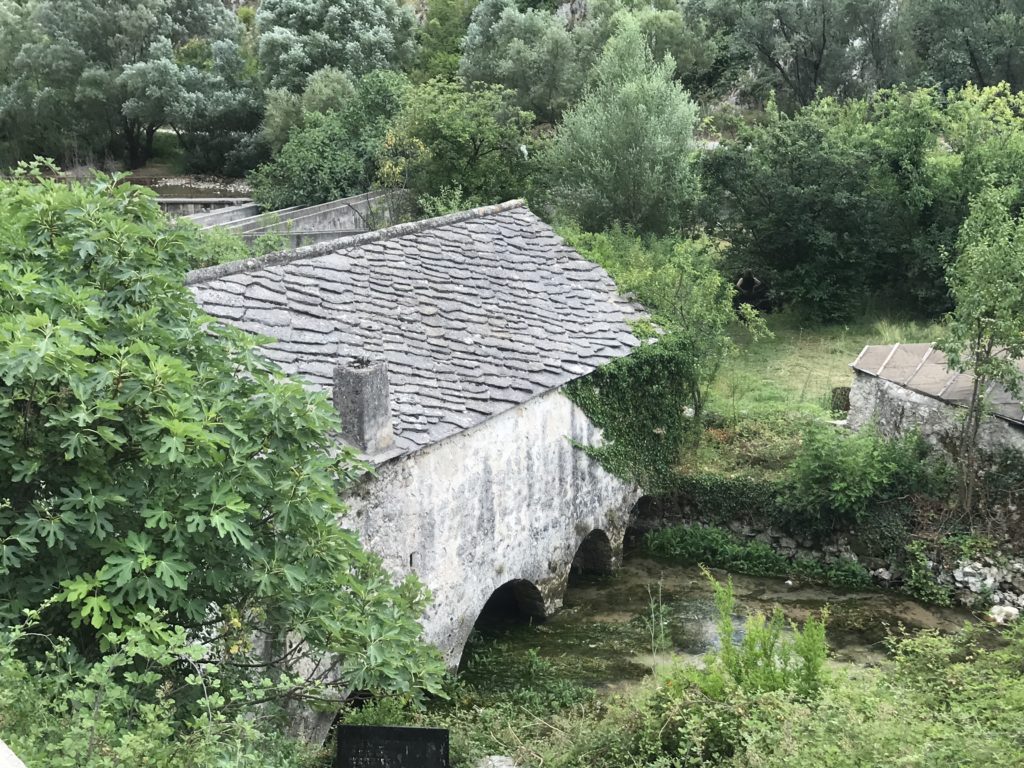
xmin=344 ymin=388 xmax=639 ymax=669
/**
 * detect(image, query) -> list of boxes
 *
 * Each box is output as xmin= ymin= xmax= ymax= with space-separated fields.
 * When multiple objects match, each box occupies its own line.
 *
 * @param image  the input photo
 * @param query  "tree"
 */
xmin=458 ymin=0 xmax=720 ymax=122
xmin=0 ymin=163 xmax=444 ymax=708
xmin=256 ymin=0 xmax=417 ymax=92
xmin=703 ymin=89 xmax=948 ymax=319
xmin=460 ymin=0 xmax=581 ymax=122
xmin=249 ymin=70 xmax=410 ymax=209
xmin=540 ymin=19 xmax=698 ymax=234
xmin=904 ymin=0 xmax=1024 ymax=91
xmin=417 ymin=0 xmax=478 ymax=82
xmin=383 ymin=79 xmax=535 ymax=204
xmin=702 ymin=0 xmax=904 ymax=108
xmin=939 ymin=188 xmax=1024 ymax=515
xmin=0 ymin=0 xmax=257 ymax=170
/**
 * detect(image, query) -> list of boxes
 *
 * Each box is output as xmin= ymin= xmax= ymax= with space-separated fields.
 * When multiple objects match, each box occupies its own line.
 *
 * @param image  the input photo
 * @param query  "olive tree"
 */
xmin=256 ymin=0 xmax=417 ymax=91
xmin=540 ymin=19 xmax=699 ymax=234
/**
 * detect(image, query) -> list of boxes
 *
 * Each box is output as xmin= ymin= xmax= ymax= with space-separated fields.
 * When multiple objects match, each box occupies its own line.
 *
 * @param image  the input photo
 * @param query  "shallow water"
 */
xmin=459 ymin=553 xmax=975 ymax=693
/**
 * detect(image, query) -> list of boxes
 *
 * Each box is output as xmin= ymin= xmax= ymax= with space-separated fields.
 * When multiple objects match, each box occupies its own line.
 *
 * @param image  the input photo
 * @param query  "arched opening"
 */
xmin=474 ymin=579 xmax=547 ymax=630
xmin=569 ymin=529 xmax=613 ymax=584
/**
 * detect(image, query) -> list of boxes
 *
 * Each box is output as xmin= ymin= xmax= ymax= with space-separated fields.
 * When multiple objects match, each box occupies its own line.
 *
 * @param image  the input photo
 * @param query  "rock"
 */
xmin=476 ymin=758 xmax=520 ymax=768
xmin=779 ymin=537 xmax=797 ymax=550
xmin=989 ymin=605 xmax=1020 ymax=625
xmin=873 ymin=568 xmax=893 ymax=583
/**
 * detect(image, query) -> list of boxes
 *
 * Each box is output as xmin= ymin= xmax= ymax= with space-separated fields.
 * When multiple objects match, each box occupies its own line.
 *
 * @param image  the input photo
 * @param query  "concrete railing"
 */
xmin=186 ymin=202 xmax=262 ymax=227
xmin=157 ymin=197 xmax=253 ymax=217
xmin=220 ymin=190 xmax=391 ymax=235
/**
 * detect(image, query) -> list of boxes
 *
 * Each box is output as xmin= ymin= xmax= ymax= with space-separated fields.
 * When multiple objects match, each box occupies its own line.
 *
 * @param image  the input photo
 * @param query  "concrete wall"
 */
xmin=849 ymin=373 xmax=1024 ymax=454
xmin=343 ymin=388 xmax=641 ymax=670
xmin=221 ymin=191 xmax=390 ymax=235
xmin=186 ymin=202 xmax=261 ymax=227
xmin=157 ymin=197 xmax=252 ymax=217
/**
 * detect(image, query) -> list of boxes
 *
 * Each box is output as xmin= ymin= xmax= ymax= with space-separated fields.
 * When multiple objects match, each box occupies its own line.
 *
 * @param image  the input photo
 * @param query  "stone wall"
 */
xmin=631 ymin=496 xmax=1024 ymax=616
xmin=343 ymin=388 xmax=641 ymax=670
xmin=849 ymin=372 xmax=1024 ymax=454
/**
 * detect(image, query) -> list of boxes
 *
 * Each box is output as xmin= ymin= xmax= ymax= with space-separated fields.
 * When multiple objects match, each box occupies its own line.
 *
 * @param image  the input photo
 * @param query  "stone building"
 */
xmin=186 ymin=201 xmax=646 ymax=675
xmin=849 ymin=342 xmax=1024 ymax=453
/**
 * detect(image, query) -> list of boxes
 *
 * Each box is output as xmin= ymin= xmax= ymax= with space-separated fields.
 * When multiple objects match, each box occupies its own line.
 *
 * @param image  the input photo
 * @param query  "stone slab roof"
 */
xmin=852 ymin=343 xmax=1024 ymax=426
xmin=186 ymin=201 xmax=646 ymax=457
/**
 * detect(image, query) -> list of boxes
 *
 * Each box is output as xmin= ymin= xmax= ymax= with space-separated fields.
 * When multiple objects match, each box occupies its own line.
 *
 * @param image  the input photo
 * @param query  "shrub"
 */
xmin=644 ymin=525 xmax=873 ymax=590
xmin=782 ymin=425 xmax=948 ymax=540
xmin=901 ymin=541 xmax=954 ymax=607
xmin=0 ymin=616 xmax=322 ymax=767
xmin=381 ymin=78 xmax=535 ymax=205
xmin=250 ymin=71 xmax=410 ymax=209
xmin=650 ymin=573 xmax=828 ymax=766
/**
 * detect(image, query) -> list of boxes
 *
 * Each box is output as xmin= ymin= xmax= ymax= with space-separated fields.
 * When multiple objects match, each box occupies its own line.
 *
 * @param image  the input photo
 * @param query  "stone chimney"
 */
xmin=333 ymin=358 xmax=395 ymax=454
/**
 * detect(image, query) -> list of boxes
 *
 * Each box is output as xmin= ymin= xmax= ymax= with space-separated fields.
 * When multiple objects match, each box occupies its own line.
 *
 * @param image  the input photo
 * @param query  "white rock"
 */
xmin=989 ymin=605 xmax=1020 ymax=625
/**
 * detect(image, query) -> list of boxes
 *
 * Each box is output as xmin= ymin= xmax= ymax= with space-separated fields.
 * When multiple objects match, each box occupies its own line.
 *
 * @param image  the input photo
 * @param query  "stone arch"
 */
xmin=477 ymin=578 xmax=548 ymax=625
xmin=570 ymin=529 xmax=613 ymax=582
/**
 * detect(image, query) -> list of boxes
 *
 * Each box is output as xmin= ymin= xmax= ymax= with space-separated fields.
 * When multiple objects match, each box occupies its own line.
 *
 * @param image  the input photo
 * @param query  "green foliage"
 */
xmin=704 ymin=88 xmax=950 ymax=319
xmin=0 ymin=614 xmax=322 ymax=767
xmin=417 ymin=0 xmax=478 ymax=81
xmin=902 ymin=541 xmax=954 ymax=606
xmin=460 ymin=0 xmax=722 ymax=122
xmin=649 ymin=573 xmax=829 ymax=766
xmin=0 ymin=166 xmax=444 ymax=705
xmin=940 ymin=185 xmax=1024 ymax=513
xmin=249 ymin=111 xmax=363 ymax=208
xmin=250 ymin=71 xmax=410 ymax=208
xmin=703 ymin=0 xmax=904 ymax=109
xmin=0 ymin=0 xmax=257 ymax=171
xmin=383 ymin=78 xmax=535 ymax=204
xmin=460 ymin=0 xmax=580 ymax=122
xmin=782 ymin=425 xmax=948 ymax=539
xmin=740 ymin=623 xmax=1024 ymax=767
xmin=564 ymin=229 xmax=763 ymax=489
xmin=672 ymin=473 xmax=785 ymax=524
xmin=255 ymin=0 xmax=417 ymax=91
xmin=645 ymin=525 xmax=873 ymax=590
xmin=904 ymin=0 xmax=1024 ymax=92
xmin=540 ymin=18 xmax=698 ymax=234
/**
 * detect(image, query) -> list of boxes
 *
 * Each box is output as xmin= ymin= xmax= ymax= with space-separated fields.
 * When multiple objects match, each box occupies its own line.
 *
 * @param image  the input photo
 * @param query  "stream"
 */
xmin=458 ymin=551 xmax=975 ymax=695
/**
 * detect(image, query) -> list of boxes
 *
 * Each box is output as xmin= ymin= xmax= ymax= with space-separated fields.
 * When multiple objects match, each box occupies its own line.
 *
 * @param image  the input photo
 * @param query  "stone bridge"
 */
xmin=187 ymin=201 xmax=647 ymax=734
xmin=343 ymin=387 xmax=640 ymax=669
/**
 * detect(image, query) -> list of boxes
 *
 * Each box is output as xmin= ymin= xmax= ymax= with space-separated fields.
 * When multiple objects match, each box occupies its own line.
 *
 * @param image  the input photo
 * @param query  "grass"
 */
xmin=713 ymin=311 xmax=942 ymax=419
xmin=689 ymin=311 xmax=943 ymax=479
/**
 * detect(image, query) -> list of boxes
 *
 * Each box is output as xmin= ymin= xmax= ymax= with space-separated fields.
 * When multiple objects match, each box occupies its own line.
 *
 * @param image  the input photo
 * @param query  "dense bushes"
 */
xmin=250 ymin=71 xmax=410 ymax=209
xmin=782 ymin=424 xmax=949 ymax=539
xmin=564 ymin=229 xmax=763 ymax=491
xmin=704 ymin=85 xmax=1024 ymax=319
xmin=645 ymin=525 xmax=873 ymax=590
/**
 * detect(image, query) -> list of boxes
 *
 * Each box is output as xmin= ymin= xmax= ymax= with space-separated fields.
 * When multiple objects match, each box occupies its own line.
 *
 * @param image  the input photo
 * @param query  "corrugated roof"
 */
xmin=851 ymin=343 xmax=1024 ymax=426
xmin=186 ymin=200 xmax=646 ymax=457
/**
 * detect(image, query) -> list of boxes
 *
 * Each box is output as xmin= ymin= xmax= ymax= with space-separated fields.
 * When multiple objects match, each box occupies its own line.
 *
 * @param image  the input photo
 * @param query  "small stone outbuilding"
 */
xmin=850 ymin=342 xmax=1024 ymax=453
xmin=186 ymin=201 xmax=647 ymax=686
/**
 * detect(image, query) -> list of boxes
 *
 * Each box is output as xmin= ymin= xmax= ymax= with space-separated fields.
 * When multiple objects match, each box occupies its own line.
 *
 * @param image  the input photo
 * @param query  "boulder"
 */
xmin=989 ymin=605 xmax=1020 ymax=625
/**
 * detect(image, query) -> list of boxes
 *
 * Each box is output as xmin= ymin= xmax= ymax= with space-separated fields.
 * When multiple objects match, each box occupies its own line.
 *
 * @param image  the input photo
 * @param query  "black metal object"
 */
xmin=335 ymin=724 xmax=450 ymax=768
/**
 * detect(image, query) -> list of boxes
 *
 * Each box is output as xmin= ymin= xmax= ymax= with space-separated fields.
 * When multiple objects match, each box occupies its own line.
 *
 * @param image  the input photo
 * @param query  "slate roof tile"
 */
xmin=187 ymin=200 xmax=645 ymax=456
